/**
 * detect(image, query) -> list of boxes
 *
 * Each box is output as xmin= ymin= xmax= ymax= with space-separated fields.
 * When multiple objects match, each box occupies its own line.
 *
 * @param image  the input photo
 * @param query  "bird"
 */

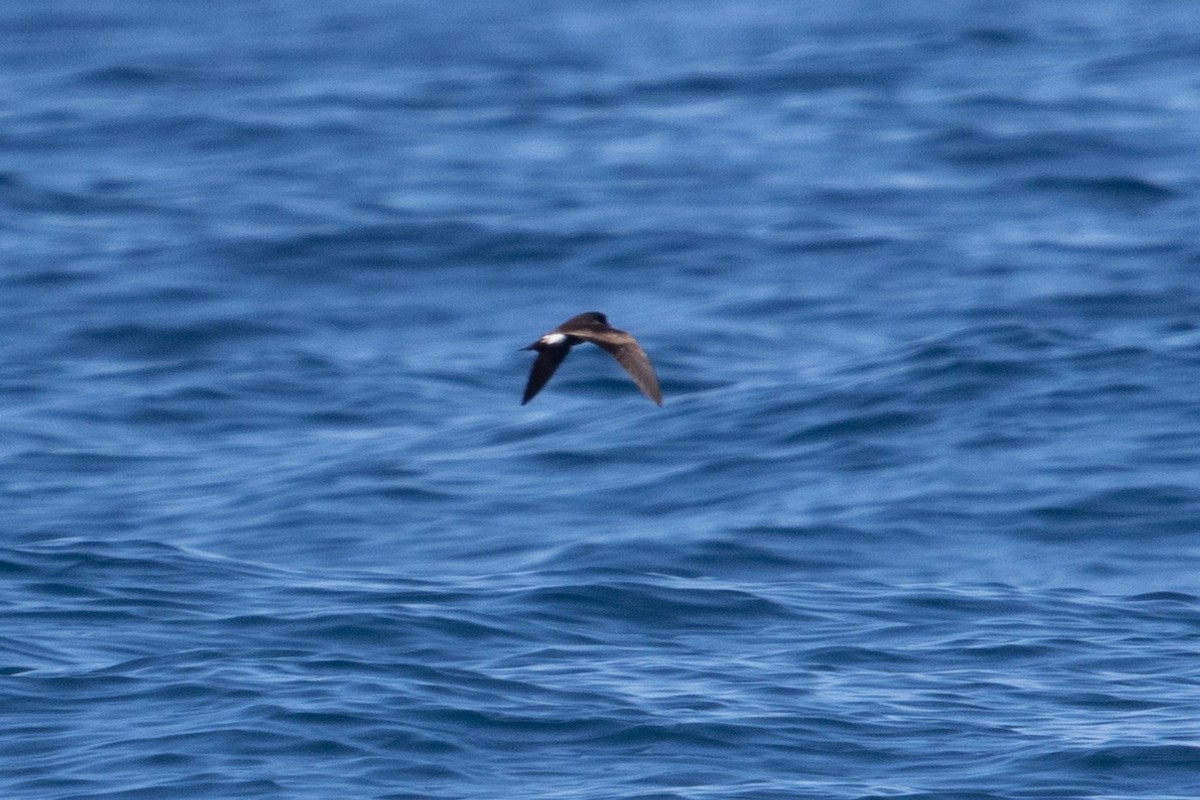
xmin=520 ymin=312 xmax=662 ymax=406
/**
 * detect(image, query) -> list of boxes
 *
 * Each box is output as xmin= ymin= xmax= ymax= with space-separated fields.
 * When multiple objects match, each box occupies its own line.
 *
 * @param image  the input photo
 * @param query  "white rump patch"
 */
xmin=540 ymin=333 xmax=567 ymax=345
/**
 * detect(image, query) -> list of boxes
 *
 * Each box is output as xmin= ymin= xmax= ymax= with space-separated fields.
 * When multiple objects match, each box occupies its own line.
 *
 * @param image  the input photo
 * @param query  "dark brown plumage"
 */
xmin=520 ymin=312 xmax=662 ymax=406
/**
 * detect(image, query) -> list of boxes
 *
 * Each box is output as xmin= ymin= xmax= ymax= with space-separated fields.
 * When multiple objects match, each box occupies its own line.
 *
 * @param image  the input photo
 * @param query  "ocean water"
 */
xmin=3 ymin=1 xmax=1200 ymax=798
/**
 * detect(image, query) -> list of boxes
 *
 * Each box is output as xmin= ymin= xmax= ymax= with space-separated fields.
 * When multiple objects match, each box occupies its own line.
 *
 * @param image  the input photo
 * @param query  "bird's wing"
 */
xmin=522 ymin=345 xmax=570 ymax=405
xmin=583 ymin=332 xmax=663 ymax=406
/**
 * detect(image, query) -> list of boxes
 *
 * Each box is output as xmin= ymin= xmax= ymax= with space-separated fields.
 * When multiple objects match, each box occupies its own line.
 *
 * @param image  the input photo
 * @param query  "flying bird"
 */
xmin=520 ymin=312 xmax=662 ymax=406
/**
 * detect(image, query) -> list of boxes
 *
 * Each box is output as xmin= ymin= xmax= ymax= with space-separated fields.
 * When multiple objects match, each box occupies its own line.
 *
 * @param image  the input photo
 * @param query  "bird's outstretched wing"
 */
xmin=521 ymin=345 xmax=570 ymax=405
xmin=578 ymin=331 xmax=663 ymax=406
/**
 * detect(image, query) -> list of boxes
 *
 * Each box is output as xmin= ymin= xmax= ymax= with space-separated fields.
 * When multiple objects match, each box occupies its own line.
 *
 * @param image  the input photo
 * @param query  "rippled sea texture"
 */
xmin=4 ymin=1 xmax=1200 ymax=798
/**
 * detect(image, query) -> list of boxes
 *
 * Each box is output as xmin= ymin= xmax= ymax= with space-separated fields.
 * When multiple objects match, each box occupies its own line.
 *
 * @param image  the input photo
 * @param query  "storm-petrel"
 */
xmin=520 ymin=312 xmax=662 ymax=406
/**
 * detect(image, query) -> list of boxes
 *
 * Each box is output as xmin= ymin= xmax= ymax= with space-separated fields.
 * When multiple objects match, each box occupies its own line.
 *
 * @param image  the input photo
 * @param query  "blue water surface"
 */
xmin=3 ymin=1 xmax=1200 ymax=798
